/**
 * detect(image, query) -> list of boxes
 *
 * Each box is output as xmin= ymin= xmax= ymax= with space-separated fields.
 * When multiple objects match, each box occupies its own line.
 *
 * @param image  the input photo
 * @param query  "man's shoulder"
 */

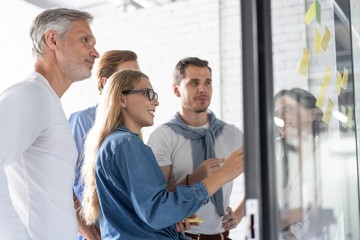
xmin=223 ymin=122 xmax=242 ymax=132
xmin=70 ymin=105 xmax=96 ymax=117
xmin=1 ymin=75 xmax=55 ymax=115
xmin=4 ymin=77 xmax=49 ymax=99
xmin=69 ymin=105 xmax=96 ymax=123
xmin=220 ymin=123 xmax=244 ymax=141
xmin=151 ymin=122 xmax=179 ymax=137
xmin=148 ymin=123 xmax=181 ymax=147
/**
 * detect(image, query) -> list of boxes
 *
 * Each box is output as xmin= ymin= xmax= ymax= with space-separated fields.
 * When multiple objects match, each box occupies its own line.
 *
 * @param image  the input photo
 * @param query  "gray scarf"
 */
xmin=165 ymin=111 xmax=226 ymax=216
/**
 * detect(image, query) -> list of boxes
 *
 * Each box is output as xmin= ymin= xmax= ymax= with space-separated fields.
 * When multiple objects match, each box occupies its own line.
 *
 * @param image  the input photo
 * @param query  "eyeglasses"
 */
xmin=122 ymin=88 xmax=158 ymax=101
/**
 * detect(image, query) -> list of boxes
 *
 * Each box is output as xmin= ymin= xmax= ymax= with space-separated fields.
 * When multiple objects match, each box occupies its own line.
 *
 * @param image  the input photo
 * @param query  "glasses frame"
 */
xmin=122 ymin=88 xmax=158 ymax=101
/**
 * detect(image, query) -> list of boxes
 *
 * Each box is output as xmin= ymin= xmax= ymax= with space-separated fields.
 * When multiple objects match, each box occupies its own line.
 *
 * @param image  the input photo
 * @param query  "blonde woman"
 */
xmin=81 ymin=70 xmax=244 ymax=239
xmin=69 ymin=50 xmax=139 ymax=240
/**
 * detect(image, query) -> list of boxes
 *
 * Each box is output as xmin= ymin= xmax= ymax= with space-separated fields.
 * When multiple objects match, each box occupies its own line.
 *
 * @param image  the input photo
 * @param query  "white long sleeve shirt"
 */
xmin=0 ymin=71 xmax=78 ymax=239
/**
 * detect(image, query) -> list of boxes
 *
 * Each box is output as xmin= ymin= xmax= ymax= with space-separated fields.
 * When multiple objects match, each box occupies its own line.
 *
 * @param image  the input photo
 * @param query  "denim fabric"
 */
xmin=96 ymin=126 xmax=209 ymax=239
xmin=69 ymin=105 xmax=97 ymax=240
xmin=68 ymin=105 xmax=97 ymax=203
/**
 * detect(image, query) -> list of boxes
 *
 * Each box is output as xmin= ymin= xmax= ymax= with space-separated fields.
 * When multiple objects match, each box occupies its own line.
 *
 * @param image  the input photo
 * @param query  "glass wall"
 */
xmin=271 ymin=0 xmax=360 ymax=239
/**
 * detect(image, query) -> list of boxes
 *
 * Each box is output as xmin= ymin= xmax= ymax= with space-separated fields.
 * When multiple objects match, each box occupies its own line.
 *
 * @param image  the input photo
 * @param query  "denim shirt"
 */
xmin=96 ymin=126 xmax=209 ymax=239
xmin=68 ymin=105 xmax=97 ymax=240
xmin=68 ymin=105 xmax=97 ymax=203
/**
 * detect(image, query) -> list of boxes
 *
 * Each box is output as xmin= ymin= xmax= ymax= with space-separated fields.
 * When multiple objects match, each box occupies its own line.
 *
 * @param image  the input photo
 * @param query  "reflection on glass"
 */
xmin=274 ymin=88 xmax=334 ymax=239
xmin=271 ymin=0 xmax=360 ymax=239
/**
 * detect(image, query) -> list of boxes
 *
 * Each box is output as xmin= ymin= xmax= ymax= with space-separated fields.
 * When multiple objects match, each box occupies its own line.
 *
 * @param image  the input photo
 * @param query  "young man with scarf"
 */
xmin=147 ymin=57 xmax=244 ymax=240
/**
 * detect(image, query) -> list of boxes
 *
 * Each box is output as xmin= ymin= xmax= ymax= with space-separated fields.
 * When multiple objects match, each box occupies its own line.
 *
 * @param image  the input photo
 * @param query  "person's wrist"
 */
xmin=213 ymin=170 xmax=228 ymax=186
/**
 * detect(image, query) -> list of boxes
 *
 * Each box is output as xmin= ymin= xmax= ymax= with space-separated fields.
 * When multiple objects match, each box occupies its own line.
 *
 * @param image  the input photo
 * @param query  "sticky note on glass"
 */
xmin=320 ymin=27 xmax=331 ymax=52
xmin=315 ymin=0 xmax=321 ymax=25
xmin=323 ymin=65 xmax=332 ymax=88
xmin=296 ymin=48 xmax=310 ymax=77
xmin=336 ymin=71 xmax=342 ymax=95
xmin=322 ymin=98 xmax=334 ymax=124
xmin=304 ymin=0 xmax=321 ymax=25
xmin=346 ymin=106 xmax=353 ymax=128
xmin=316 ymin=83 xmax=326 ymax=108
xmin=341 ymin=67 xmax=349 ymax=90
xmin=313 ymin=28 xmax=321 ymax=55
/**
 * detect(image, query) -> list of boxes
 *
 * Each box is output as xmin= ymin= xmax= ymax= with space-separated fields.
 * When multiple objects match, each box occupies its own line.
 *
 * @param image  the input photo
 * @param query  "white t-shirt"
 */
xmin=148 ymin=122 xmax=244 ymax=235
xmin=0 ymin=71 xmax=78 ymax=239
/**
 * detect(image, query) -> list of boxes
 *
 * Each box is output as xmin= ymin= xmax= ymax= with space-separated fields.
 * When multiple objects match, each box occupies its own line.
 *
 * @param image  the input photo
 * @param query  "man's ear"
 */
xmin=173 ymin=84 xmax=181 ymax=97
xmin=44 ymin=30 xmax=58 ymax=50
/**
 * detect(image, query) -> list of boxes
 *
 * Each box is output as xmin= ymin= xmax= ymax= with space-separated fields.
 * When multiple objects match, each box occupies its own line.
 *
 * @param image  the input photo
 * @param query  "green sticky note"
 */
xmin=315 ymin=0 xmax=321 ymax=25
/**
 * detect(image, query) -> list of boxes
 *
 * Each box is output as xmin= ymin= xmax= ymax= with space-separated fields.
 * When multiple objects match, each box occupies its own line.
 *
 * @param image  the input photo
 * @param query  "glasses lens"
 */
xmin=146 ymin=89 xmax=157 ymax=101
xmin=152 ymin=91 xmax=158 ymax=101
xmin=148 ymin=89 xmax=154 ymax=101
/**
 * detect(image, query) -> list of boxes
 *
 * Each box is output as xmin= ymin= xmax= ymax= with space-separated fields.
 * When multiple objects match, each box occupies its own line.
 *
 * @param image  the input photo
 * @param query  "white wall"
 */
xmin=0 ymin=0 xmax=243 ymax=141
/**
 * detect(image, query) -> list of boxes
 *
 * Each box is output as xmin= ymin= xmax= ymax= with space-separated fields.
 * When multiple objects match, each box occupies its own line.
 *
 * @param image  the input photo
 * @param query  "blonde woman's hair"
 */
xmin=81 ymin=69 xmax=149 ymax=224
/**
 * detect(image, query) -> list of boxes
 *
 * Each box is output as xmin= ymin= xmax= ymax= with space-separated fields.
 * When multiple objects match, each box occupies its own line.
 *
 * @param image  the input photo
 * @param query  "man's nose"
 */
xmin=198 ymin=83 xmax=207 ymax=93
xmin=91 ymin=47 xmax=100 ymax=59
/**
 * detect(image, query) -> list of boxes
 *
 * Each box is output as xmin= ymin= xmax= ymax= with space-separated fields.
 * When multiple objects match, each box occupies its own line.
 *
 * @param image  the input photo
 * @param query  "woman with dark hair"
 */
xmin=274 ymin=88 xmax=329 ymax=240
xmin=274 ymin=87 xmax=328 ymax=140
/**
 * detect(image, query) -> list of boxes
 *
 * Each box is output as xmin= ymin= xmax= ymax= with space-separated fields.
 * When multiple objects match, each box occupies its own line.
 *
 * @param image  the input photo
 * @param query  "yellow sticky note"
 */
xmin=304 ymin=0 xmax=321 ymax=25
xmin=304 ymin=2 xmax=316 ymax=25
xmin=336 ymin=71 xmax=342 ymax=95
xmin=296 ymin=48 xmax=310 ymax=77
xmin=322 ymin=98 xmax=334 ymax=124
xmin=188 ymin=216 xmax=204 ymax=223
xmin=346 ymin=106 xmax=353 ymax=128
xmin=313 ymin=28 xmax=321 ymax=55
xmin=341 ymin=67 xmax=349 ymax=90
xmin=316 ymin=83 xmax=326 ymax=108
xmin=320 ymin=27 xmax=331 ymax=52
xmin=323 ymin=65 xmax=332 ymax=88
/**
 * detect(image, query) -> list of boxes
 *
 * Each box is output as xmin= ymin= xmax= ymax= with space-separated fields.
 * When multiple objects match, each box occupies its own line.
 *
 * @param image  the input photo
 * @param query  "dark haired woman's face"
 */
xmin=274 ymin=95 xmax=316 ymax=139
